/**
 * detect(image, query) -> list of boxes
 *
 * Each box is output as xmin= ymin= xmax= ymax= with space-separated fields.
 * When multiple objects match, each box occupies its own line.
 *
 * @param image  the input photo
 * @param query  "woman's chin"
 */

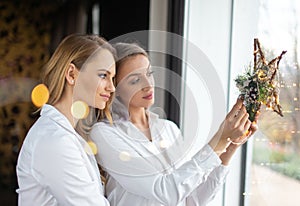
xmin=96 ymin=103 xmax=106 ymax=110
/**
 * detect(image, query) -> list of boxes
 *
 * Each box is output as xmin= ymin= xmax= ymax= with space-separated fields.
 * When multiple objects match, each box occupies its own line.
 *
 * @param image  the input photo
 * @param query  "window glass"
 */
xmin=246 ymin=1 xmax=300 ymax=205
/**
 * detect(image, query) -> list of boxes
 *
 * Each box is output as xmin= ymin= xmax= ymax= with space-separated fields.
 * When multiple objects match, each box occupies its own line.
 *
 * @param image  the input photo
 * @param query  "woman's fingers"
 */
xmin=228 ymin=109 xmax=251 ymax=140
xmin=221 ymin=96 xmax=259 ymax=145
xmin=234 ymin=106 xmax=248 ymax=124
xmin=227 ymin=98 xmax=244 ymax=119
xmin=249 ymin=120 xmax=258 ymax=134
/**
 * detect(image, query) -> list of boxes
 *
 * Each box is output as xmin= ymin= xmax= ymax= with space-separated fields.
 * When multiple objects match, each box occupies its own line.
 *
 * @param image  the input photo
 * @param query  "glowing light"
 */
xmin=119 ymin=151 xmax=131 ymax=161
xmin=293 ymin=83 xmax=297 ymax=87
xmin=294 ymin=98 xmax=298 ymax=101
xmin=243 ymin=130 xmax=250 ymax=137
xmin=266 ymin=106 xmax=273 ymax=111
xmin=84 ymin=141 xmax=98 ymax=155
xmin=243 ymin=192 xmax=253 ymax=196
xmin=159 ymin=140 xmax=170 ymax=149
xmin=31 ymin=84 xmax=49 ymax=107
xmin=71 ymin=101 xmax=89 ymax=119
xmin=147 ymin=144 xmax=157 ymax=153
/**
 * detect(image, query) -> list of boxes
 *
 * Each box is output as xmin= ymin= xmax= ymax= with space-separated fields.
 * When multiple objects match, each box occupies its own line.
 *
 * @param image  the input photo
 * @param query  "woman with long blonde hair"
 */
xmin=16 ymin=34 xmax=115 ymax=205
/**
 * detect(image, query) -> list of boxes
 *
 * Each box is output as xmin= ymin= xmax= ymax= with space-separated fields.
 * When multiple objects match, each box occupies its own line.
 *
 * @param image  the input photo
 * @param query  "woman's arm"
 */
xmin=91 ymin=123 xmax=222 ymax=206
xmin=91 ymin=98 xmax=254 ymax=205
xmin=186 ymin=165 xmax=228 ymax=206
xmin=186 ymin=114 xmax=259 ymax=205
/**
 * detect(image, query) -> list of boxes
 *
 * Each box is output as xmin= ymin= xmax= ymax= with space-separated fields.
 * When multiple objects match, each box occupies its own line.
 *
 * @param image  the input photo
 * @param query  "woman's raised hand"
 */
xmin=208 ymin=97 xmax=253 ymax=154
xmin=222 ymin=97 xmax=251 ymax=141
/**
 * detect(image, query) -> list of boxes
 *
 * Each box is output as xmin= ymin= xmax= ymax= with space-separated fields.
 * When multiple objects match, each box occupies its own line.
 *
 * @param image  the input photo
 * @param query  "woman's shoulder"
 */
xmin=20 ymin=121 xmax=80 ymax=166
xmin=92 ymin=121 xmax=115 ymax=131
xmin=154 ymin=116 xmax=180 ymax=131
xmin=90 ymin=120 xmax=121 ymax=138
xmin=26 ymin=115 xmax=78 ymax=148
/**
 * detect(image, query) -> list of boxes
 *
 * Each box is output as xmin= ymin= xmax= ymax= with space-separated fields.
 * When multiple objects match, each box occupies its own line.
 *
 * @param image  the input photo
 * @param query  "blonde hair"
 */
xmin=42 ymin=34 xmax=115 ymax=122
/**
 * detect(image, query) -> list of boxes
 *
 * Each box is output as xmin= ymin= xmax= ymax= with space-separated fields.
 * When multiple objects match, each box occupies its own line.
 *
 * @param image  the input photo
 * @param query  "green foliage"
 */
xmin=253 ymin=146 xmax=300 ymax=181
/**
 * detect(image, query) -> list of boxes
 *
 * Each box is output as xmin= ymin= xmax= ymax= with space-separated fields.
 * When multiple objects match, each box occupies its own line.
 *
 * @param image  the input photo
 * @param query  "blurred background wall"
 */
xmin=0 ymin=0 xmax=175 ymax=204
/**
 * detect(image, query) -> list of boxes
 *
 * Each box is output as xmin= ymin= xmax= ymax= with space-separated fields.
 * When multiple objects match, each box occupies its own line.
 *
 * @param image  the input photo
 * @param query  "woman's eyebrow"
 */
xmin=126 ymin=72 xmax=141 ymax=79
xmin=97 ymin=68 xmax=111 ymax=74
xmin=125 ymin=64 xmax=152 ymax=79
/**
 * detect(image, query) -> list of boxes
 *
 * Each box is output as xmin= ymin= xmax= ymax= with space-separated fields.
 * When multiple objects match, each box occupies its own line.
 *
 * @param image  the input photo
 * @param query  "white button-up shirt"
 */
xmin=16 ymin=104 xmax=109 ymax=206
xmin=90 ymin=105 xmax=229 ymax=206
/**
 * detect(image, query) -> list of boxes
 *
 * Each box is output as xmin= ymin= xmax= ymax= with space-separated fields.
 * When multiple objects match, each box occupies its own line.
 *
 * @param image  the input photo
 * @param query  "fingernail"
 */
xmin=238 ymin=94 xmax=245 ymax=100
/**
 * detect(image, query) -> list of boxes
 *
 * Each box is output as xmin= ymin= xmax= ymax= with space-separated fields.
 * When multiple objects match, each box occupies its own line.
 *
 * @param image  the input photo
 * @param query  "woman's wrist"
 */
xmin=208 ymin=131 xmax=231 ymax=155
xmin=220 ymin=143 xmax=239 ymax=165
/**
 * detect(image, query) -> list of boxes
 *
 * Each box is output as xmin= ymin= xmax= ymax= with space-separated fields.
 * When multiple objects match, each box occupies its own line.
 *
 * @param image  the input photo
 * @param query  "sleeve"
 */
xmin=186 ymin=165 xmax=229 ymax=206
xmin=90 ymin=123 xmax=223 ymax=206
xmin=32 ymin=132 xmax=110 ymax=206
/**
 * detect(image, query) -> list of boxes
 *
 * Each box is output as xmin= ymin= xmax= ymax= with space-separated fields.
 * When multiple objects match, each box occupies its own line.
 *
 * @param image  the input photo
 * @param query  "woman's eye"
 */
xmin=98 ymin=73 xmax=107 ymax=79
xmin=130 ymin=78 xmax=140 ymax=85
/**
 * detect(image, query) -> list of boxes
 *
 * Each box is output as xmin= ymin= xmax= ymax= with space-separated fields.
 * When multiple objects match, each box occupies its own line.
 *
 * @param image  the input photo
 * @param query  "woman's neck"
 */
xmin=53 ymin=89 xmax=77 ymax=128
xmin=129 ymin=107 xmax=152 ymax=141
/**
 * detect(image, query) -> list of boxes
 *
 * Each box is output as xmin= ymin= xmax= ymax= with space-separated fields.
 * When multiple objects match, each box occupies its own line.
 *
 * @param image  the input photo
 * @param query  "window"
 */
xmin=183 ymin=0 xmax=300 ymax=205
xmin=244 ymin=1 xmax=300 ymax=206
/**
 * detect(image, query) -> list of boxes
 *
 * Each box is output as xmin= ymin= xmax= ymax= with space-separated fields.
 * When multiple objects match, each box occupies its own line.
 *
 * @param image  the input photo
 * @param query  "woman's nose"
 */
xmin=106 ymin=79 xmax=116 ymax=92
xmin=146 ymin=75 xmax=154 ymax=86
xmin=142 ymin=76 xmax=154 ymax=91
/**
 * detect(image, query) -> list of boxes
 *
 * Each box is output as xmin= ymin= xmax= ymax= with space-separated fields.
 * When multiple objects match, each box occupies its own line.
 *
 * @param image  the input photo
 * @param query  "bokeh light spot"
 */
xmin=31 ymin=84 xmax=49 ymax=107
xmin=147 ymin=144 xmax=157 ymax=153
xmin=159 ymin=140 xmax=170 ymax=149
xmin=119 ymin=151 xmax=131 ymax=161
xmin=71 ymin=101 xmax=89 ymax=119
xmin=84 ymin=141 xmax=98 ymax=155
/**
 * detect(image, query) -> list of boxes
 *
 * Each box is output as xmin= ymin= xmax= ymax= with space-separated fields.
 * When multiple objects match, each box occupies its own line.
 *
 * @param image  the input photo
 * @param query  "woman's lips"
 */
xmin=143 ymin=93 xmax=153 ymax=100
xmin=100 ymin=94 xmax=110 ymax=101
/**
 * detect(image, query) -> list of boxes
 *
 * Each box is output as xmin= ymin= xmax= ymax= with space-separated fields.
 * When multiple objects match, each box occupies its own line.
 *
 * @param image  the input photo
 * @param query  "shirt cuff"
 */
xmin=193 ymin=144 xmax=222 ymax=170
xmin=208 ymin=164 xmax=230 ymax=182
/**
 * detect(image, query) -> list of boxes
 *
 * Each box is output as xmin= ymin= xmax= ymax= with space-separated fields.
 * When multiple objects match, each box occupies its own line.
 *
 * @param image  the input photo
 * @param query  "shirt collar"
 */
xmin=41 ymin=104 xmax=76 ymax=135
xmin=114 ymin=110 xmax=160 ymax=142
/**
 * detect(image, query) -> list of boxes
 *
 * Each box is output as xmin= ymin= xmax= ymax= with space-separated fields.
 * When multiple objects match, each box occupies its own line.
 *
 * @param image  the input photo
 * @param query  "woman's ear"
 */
xmin=65 ymin=63 xmax=79 ymax=85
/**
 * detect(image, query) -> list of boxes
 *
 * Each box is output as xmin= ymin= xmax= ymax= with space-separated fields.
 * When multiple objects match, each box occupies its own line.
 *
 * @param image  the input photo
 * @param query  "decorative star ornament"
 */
xmin=235 ymin=38 xmax=287 ymax=122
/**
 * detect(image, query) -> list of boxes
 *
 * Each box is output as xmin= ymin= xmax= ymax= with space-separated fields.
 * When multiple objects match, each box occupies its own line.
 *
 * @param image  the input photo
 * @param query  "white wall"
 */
xmin=182 ymin=0 xmax=233 ymax=204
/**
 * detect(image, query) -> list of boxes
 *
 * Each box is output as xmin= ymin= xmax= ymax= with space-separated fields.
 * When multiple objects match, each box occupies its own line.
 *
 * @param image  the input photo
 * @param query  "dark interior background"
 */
xmin=0 ymin=0 xmax=184 ymax=204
